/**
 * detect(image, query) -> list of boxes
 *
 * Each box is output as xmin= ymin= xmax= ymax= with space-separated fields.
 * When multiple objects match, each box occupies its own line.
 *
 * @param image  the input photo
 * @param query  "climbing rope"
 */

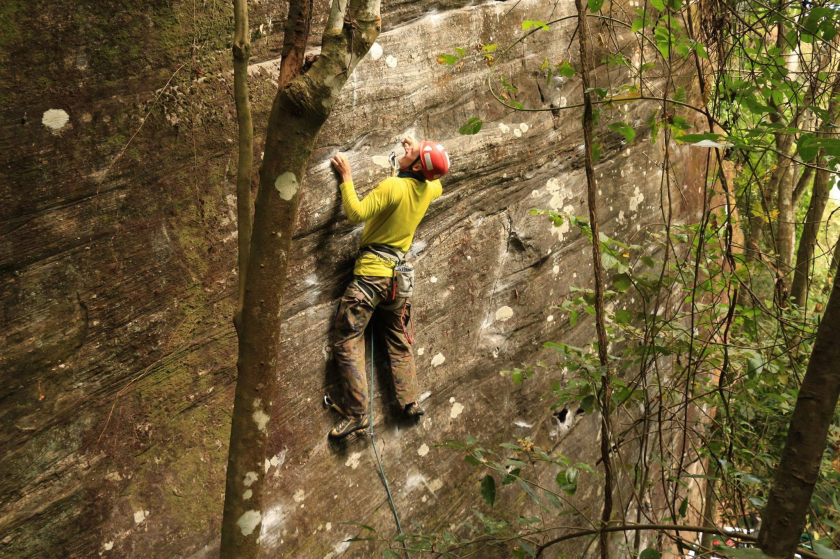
xmin=368 ymin=330 xmax=411 ymax=559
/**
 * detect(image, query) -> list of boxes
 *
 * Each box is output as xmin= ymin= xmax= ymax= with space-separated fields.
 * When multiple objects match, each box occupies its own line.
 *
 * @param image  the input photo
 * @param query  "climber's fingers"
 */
xmin=401 ymin=136 xmax=418 ymax=157
xmin=331 ymin=153 xmax=352 ymax=180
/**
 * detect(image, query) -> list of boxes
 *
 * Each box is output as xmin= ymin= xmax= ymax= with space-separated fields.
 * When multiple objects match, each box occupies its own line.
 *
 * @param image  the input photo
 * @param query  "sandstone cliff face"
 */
xmin=1 ymin=0 xmax=704 ymax=556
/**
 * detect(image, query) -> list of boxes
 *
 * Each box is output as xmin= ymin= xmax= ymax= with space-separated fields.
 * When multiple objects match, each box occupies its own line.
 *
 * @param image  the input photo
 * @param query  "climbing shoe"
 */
xmin=329 ymin=415 xmax=370 ymax=439
xmin=404 ymin=402 xmax=426 ymax=418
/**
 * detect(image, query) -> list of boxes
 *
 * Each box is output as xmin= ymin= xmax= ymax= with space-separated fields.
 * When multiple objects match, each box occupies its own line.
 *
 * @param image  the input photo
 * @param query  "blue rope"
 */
xmin=368 ymin=329 xmax=410 ymax=559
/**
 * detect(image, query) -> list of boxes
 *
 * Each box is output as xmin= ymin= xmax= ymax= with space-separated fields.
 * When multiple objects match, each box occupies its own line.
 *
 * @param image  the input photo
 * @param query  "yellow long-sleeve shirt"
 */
xmin=339 ymin=175 xmax=443 ymax=277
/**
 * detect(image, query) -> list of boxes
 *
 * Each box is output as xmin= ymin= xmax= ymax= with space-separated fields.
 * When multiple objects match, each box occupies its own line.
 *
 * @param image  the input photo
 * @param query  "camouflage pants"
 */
xmin=332 ymin=276 xmax=418 ymax=418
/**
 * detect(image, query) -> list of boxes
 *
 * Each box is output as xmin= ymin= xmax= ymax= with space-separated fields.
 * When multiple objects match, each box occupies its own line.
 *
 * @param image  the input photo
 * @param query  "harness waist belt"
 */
xmin=359 ymin=244 xmax=406 ymax=265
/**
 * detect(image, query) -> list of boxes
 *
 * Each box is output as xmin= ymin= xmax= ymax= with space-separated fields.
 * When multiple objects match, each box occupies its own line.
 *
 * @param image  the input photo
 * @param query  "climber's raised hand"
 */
xmin=331 ymin=153 xmax=352 ymax=184
xmin=401 ymin=136 xmax=420 ymax=161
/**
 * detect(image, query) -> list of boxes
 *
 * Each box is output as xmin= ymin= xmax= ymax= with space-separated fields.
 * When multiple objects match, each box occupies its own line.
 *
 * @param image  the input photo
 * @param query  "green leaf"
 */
xmin=558 ymin=60 xmax=575 ymax=77
xmin=678 ymin=498 xmax=688 ymax=518
xmin=814 ymin=543 xmax=840 ymax=559
xmin=483 ymin=44 xmax=498 ymax=52
xmin=459 ymin=117 xmax=484 ymax=135
xmin=670 ymin=115 xmax=691 ymax=131
xmin=612 ymin=273 xmax=632 ymax=292
xmin=341 ymin=521 xmax=376 ymax=532
xmin=517 ymin=479 xmax=543 ymax=507
xmin=608 ymin=122 xmax=636 ymax=144
xmin=588 ymin=0 xmax=604 ymax=12
xmin=465 ymin=455 xmax=481 ymax=467
xmin=481 ymin=474 xmax=496 ymax=507
xmin=587 ymin=87 xmax=609 ymax=99
xmin=642 ymin=256 xmax=655 ymax=267
xmin=602 ymin=251 xmax=618 ymax=269
xmin=569 ymin=310 xmax=579 ymax=327
xmin=522 ymin=20 xmax=549 ymax=31
xmin=615 ymin=309 xmax=633 ymax=324
xmin=383 ymin=551 xmax=403 ymax=559
xmin=676 ymin=132 xmax=723 ymax=143
xmin=673 ymin=86 xmax=686 ymax=103
xmin=640 ymin=550 xmax=661 ymax=559
xmin=454 ymin=47 xmax=466 ymax=57
xmin=579 ymin=395 xmax=595 ymax=413
xmin=592 ymin=141 xmax=602 ymax=162
xmin=519 ymin=540 xmax=536 ymax=557
xmin=437 ymin=54 xmax=459 ymax=65
xmin=650 ymin=0 xmax=665 ymax=9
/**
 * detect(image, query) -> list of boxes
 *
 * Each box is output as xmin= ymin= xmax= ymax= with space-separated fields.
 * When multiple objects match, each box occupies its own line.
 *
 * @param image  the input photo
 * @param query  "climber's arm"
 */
xmin=331 ymin=153 xmax=395 ymax=224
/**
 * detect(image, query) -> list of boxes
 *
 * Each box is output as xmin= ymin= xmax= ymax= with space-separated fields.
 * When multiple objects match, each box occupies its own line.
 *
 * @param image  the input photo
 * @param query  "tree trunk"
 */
xmin=789 ymin=160 xmax=832 ymax=307
xmin=757 ymin=263 xmax=840 ymax=557
xmin=775 ymin=160 xmax=796 ymax=292
xmin=791 ymin=164 xmax=814 ymax=211
xmin=573 ymin=4 xmax=613 ymax=558
xmin=232 ymin=0 xmax=254 ymax=324
xmin=790 ymin=75 xmax=840 ymax=306
xmin=219 ymin=1 xmax=381 ymax=556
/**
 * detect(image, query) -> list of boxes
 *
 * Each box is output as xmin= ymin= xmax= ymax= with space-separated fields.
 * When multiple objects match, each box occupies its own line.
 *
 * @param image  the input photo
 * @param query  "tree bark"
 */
xmin=791 ymin=164 xmax=814 ymax=211
xmin=573 ymin=3 xmax=613 ymax=558
xmin=790 ymin=75 xmax=840 ymax=306
xmin=758 ymin=263 xmax=840 ymax=557
xmin=232 ymin=0 xmax=254 ymax=324
xmin=219 ymin=1 xmax=381 ymax=556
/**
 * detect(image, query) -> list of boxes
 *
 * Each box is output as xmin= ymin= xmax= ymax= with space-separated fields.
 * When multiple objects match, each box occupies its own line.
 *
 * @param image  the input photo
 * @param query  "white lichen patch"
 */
xmin=429 ymin=479 xmax=443 ymax=492
xmin=546 ymin=178 xmax=573 ymax=211
xmin=498 ymin=123 xmax=510 ymax=134
xmin=293 ymin=489 xmax=306 ymax=503
xmin=419 ymin=390 xmax=431 ymax=401
xmin=519 ymin=123 xmax=529 ymax=133
xmin=42 ymin=109 xmax=69 ymax=131
xmin=243 ymin=471 xmax=258 ymax=487
xmin=385 ymin=55 xmax=398 ymax=68
xmin=417 ymin=444 xmax=430 ymax=457
xmin=253 ymin=409 xmax=270 ymax=433
xmin=326 ymin=522 xmax=332 ymax=531
xmin=105 ymin=471 xmax=122 ymax=482
xmin=369 ymin=42 xmax=383 ymax=60
xmin=514 ymin=128 xmax=522 ymax=138
xmin=430 ymin=276 xmax=438 ymax=283
xmin=270 ymin=450 xmax=286 ymax=469
xmin=371 ymin=155 xmax=391 ymax=168
xmin=264 ymin=459 xmax=271 ymax=473
xmin=237 ymin=510 xmax=262 ymax=536
xmin=133 ymin=510 xmax=149 ymax=524
xmin=431 ymin=353 xmax=446 ymax=367
xmin=450 ymin=402 xmax=464 ymax=419
xmin=495 ymin=306 xmax=514 ymax=322
xmin=547 ymin=315 xmax=555 ymax=322
xmin=417 ymin=348 xmax=425 ymax=356
xmin=345 ymin=452 xmax=362 ymax=469
xmin=514 ymin=419 xmax=533 ymax=428
xmin=629 ymin=186 xmax=644 ymax=212
xmin=243 ymin=489 xmax=253 ymax=500
xmin=274 ymin=171 xmax=299 ymax=201
xmin=104 ymin=541 xmax=114 ymax=551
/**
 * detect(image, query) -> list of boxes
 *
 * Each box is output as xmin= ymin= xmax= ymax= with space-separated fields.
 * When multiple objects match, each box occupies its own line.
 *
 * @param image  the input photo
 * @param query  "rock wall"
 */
xmin=0 ymin=0 xmax=705 ymax=557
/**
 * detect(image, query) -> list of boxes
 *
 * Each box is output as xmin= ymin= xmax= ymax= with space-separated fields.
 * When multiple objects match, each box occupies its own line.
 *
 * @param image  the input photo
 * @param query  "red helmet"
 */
xmin=418 ymin=141 xmax=450 ymax=181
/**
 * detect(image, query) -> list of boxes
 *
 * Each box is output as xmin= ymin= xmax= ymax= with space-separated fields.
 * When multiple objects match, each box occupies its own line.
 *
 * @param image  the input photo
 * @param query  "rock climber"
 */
xmin=327 ymin=136 xmax=450 ymax=439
